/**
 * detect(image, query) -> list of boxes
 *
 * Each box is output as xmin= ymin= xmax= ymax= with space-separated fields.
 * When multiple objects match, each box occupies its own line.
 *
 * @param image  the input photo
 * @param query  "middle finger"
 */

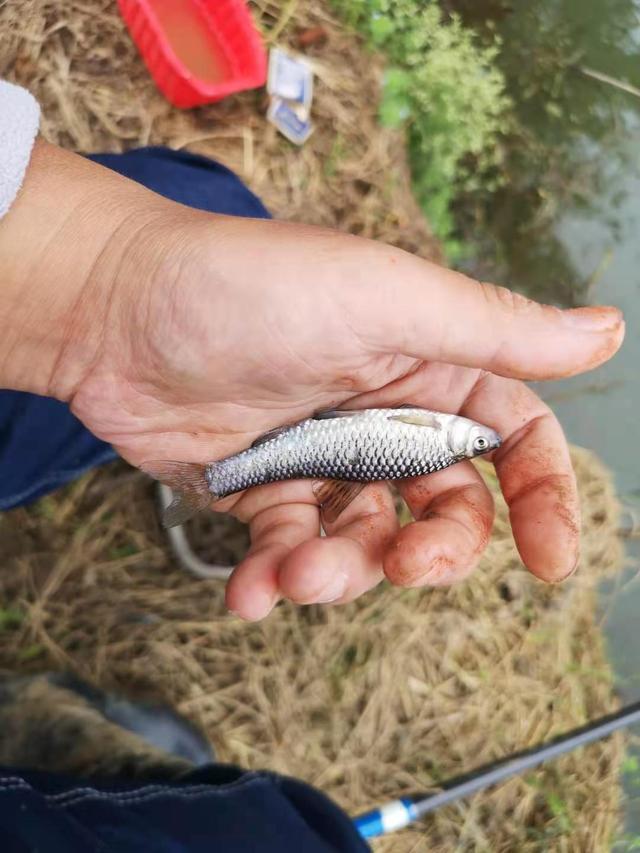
xmin=387 ymin=461 xmax=495 ymax=587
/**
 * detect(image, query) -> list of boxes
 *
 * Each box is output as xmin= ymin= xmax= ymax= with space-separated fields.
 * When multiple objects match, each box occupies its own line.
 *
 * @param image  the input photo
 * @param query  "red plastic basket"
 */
xmin=118 ymin=0 xmax=268 ymax=109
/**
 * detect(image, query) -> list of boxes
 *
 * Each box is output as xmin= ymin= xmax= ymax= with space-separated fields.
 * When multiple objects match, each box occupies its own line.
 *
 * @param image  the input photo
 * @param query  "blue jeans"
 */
xmin=0 ymin=147 xmax=368 ymax=852
xmin=0 ymin=764 xmax=367 ymax=852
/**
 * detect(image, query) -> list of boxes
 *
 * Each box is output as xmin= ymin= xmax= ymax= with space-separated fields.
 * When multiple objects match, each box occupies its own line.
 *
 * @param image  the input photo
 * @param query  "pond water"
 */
xmin=538 ymin=127 xmax=640 ymax=839
xmin=450 ymin=0 xmax=640 ymax=840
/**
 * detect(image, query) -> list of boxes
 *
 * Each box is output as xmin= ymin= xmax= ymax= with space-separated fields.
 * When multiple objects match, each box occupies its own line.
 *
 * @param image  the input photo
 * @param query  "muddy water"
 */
xmin=534 ymin=124 xmax=640 ymax=839
xmin=149 ymin=0 xmax=232 ymax=82
xmin=449 ymin=0 xmax=640 ymax=839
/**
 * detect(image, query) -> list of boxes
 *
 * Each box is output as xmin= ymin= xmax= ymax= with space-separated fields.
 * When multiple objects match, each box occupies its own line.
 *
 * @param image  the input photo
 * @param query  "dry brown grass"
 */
xmin=0 ymin=450 xmax=626 ymax=851
xmin=0 ymin=0 xmax=441 ymax=258
xmin=0 ymin=0 xmax=628 ymax=849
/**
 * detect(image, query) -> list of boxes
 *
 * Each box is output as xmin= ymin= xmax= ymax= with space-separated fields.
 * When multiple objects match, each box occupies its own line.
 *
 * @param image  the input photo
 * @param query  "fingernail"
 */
xmin=563 ymin=306 xmax=623 ymax=331
xmin=548 ymin=552 xmax=580 ymax=584
xmin=315 ymin=572 xmax=348 ymax=603
xmin=558 ymin=558 xmax=579 ymax=583
xmin=261 ymin=592 xmax=280 ymax=617
xmin=228 ymin=592 xmax=279 ymax=621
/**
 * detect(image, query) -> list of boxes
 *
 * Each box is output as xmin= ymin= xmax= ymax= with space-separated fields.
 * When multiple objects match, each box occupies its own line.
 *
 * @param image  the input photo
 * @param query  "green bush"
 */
xmin=331 ymin=0 xmax=510 ymax=254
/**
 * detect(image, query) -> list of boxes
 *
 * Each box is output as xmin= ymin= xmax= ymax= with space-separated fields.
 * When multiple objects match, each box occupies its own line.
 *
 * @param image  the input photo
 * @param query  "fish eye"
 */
xmin=473 ymin=436 xmax=489 ymax=453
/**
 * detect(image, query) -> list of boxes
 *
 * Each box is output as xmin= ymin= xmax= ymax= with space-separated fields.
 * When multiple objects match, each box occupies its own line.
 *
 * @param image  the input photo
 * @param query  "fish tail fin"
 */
xmin=141 ymin=461 xmax=211 ymax=528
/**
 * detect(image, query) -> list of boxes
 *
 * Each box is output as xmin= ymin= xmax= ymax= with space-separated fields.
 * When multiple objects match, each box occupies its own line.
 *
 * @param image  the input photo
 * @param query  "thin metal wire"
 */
xmin=158 ymin=484 xmax=233 ymax=580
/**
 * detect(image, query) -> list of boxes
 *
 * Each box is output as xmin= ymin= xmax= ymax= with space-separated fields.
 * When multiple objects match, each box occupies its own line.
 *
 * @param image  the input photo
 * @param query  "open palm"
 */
xmin=68 ymin=211 xmax=624 ymax=620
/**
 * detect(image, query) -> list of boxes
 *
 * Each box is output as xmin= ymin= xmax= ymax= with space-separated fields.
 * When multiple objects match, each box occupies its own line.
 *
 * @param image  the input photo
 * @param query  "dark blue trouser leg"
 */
xmin=0 ymin=764 xmax=369 ymax=852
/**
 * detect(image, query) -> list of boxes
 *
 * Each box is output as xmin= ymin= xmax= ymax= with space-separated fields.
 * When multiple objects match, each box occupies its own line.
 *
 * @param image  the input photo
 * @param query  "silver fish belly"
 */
xmin=143 ymin=407 xmax=501 ymax=528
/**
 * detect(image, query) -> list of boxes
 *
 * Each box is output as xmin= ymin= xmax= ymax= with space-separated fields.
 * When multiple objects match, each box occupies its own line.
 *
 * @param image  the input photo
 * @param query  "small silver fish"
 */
xmin=143 ymin=406 xmax=502 ymax=528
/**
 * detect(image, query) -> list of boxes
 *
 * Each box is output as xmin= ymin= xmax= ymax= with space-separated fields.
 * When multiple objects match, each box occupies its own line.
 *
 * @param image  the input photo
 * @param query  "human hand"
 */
xmin=1 ymin=143 xmax=625 ymax=620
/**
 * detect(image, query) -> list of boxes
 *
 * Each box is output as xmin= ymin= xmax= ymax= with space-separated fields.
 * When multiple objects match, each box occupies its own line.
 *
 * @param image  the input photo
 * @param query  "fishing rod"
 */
xmin=353 ymin=700 xmax=640 ymax=839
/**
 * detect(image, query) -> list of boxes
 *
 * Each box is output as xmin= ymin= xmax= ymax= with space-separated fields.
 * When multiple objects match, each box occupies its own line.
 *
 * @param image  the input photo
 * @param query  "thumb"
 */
xmin=348 ymin=245 xmax=624 ymax=380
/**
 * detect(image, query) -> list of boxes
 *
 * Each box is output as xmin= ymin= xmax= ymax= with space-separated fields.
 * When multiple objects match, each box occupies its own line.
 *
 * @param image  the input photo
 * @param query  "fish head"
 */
xmin=447 ymin=417 xmax=502 ymax=460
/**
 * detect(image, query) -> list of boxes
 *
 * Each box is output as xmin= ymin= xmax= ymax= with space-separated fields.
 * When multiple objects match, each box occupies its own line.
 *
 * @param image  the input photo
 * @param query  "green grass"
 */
xmin=0 ymin=607 xmax=24 ymax=631
xmin=330 ymin=0 xmax=510 ymax=255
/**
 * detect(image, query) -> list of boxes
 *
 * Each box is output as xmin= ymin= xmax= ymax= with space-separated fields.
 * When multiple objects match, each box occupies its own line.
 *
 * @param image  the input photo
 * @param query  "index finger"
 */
xmin=462 ymin=374 xmax=580 ymax=582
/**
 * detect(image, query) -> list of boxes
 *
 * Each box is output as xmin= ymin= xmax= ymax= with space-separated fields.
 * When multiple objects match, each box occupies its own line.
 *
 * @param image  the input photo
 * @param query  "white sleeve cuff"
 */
xmin=0 ymin=80 xmax=41 ymax=219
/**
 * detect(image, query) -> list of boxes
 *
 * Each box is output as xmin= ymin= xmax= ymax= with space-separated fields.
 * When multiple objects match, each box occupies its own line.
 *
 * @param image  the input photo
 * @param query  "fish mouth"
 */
xmin=487 ymin=433 xmax=502 ymax=455
xmin=492 ymin=435 xmax=502 ymax=450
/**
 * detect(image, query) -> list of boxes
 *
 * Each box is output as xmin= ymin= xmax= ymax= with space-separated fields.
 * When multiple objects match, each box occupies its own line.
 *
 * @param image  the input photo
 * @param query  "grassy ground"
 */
xmin=0 ymin=0 xmax=441 ymax=259
xmin=0 ymin=1 xmax=629 ymax=849
xmin=0 ymin=451 xmax=626 ymax=851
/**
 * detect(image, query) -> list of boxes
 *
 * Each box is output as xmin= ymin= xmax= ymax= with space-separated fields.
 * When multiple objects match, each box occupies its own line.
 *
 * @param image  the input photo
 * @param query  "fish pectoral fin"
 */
xmin=389 ymin=412 xmax=441 ymax=429
xmin=312 ymin=480 xmax=366 ymax=524
xmin=140 ymin=461 xmax=211 ymax=528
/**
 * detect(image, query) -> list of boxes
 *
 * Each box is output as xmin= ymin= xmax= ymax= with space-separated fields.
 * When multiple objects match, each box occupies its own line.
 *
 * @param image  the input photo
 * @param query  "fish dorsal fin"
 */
xmin=313 ymin=408 xmax=362 ymax=420
xmin=314 ymin=404 xmax=419 ymax=421
xmin=251 ymin=426 xmax=289 ymax=448
xmin=389 ymin=410 xmax=441 ymax=429
xmin=253 ymin=409 xmax=361 ymax=443
xmin=141 ymin=461 xmax=210 ymax=528
xmin=312 ymin=479 xmax=366 ymax=524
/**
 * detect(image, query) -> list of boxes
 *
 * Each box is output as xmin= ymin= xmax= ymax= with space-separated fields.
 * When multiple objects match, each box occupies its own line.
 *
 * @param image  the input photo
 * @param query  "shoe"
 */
xmin=0 ymin=672 xmax=214 ymax=780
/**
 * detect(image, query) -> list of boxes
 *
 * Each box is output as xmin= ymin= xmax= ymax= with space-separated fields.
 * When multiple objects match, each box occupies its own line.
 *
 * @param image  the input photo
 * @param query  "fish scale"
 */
xmin=207 ymin=408 xmax=485 ymax=498
xmin=145 ymin=406 xmax=501 ymax=528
